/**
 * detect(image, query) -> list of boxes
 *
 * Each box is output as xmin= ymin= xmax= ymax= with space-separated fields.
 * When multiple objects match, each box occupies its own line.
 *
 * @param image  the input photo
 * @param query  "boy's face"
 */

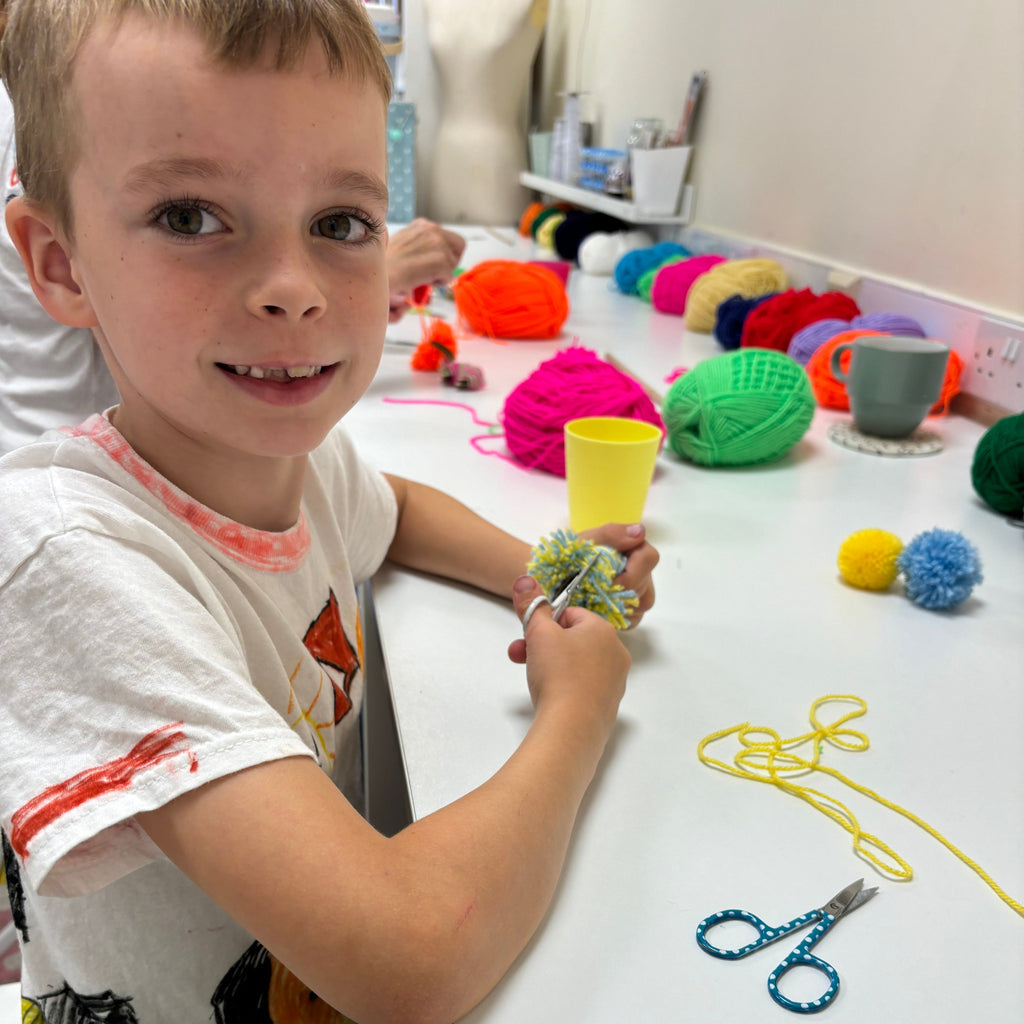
xmin=63 ymin=14 xmax=390 ymax=467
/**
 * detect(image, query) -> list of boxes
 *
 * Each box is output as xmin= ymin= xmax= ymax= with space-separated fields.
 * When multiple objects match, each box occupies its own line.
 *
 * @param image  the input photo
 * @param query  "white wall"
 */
xmin=402 ymin=0 xmax=1023 ymax=320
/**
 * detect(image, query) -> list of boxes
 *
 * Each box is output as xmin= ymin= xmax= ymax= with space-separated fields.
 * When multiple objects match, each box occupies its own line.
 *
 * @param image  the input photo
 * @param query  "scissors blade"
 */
xmin=551 ymin=551 xmax=600 ymax=621
xmin=822 ymin=878 xmax=878 ymax=921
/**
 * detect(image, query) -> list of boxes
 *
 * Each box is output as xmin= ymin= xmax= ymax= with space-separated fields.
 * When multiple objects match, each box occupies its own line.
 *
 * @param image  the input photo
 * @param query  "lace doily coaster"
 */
xmin=827 ymin=420 xmax=943 ymax=457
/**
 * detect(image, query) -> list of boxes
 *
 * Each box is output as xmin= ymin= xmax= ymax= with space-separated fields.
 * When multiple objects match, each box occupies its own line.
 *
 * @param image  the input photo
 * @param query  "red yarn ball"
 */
xmin=501 ymin=347 xmax=664 ymax=475
xmin=454 ymin=260 xmax=570 ymax=340
xmin=650 ymin=254 xmax=727 ymax=315
xmin=741 ymin=289 xmax=860 ymax=352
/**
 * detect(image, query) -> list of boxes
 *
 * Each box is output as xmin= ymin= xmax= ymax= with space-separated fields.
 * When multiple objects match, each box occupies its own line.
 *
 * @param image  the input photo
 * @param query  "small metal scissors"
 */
xmin=521 ymin=551 xmax=600 ymax=632
xmin=696 ymin=878 xmax=877 ymax=1014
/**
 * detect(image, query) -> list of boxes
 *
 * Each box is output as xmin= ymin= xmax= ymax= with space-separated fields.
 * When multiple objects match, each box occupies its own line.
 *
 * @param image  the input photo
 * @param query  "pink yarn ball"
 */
xmin=651 ymin=254 xmax=728 ymax=315
xmin=501 ymin=347 xmax=664 ymax=476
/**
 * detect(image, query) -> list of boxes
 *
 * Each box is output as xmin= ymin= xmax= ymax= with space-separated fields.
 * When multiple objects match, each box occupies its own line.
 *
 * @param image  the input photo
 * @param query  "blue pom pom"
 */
xmin=897 ymin=528 xmax=983 ymax=610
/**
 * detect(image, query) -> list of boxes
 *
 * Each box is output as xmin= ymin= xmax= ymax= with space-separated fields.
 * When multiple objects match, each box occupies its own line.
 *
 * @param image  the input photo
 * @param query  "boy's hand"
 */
xmin=580 ymin=522 xmax=659 ymax=628
xmin=507 ymin=576 xmax=630 ymax=732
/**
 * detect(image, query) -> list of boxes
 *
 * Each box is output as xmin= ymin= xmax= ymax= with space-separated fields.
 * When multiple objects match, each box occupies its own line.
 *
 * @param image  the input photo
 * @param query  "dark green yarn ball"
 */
xmin=662 ymin=349 xmax=815 ymax=466
xmin=971 ymin=412 xmax=1024 ymax=517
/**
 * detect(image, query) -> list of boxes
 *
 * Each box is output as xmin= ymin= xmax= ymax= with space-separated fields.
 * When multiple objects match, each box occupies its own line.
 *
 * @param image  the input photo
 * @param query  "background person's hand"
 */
xmin=386 ymin=218 xmax=466 ymax=321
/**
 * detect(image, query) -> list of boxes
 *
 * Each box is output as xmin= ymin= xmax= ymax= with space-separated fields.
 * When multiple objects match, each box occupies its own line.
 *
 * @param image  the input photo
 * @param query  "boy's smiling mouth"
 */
xmin=215 ymin=362 xmax=340 ymax=407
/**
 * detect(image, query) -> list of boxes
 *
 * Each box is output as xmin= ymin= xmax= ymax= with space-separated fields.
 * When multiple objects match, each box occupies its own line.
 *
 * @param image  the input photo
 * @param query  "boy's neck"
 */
xmin=109 ymin=405 xmax=309 ymax=533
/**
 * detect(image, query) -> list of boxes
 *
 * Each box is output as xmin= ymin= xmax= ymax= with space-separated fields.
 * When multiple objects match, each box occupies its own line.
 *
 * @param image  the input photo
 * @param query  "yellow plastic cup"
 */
xmin=564 ymin=416 xmax=662 ymax=532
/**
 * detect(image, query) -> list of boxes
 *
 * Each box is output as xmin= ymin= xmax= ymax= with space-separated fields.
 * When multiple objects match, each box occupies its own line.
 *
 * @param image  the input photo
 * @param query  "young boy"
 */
xmin=0 ymin=2 xmax=657 ymax=1022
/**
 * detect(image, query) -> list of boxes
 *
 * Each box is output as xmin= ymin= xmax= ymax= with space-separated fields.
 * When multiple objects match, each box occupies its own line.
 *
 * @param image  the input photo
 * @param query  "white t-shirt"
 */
xmin=0 ymin=92 xmax=120 ymax=455
xmin=0 ymin=413 xmax=397 ymax=1021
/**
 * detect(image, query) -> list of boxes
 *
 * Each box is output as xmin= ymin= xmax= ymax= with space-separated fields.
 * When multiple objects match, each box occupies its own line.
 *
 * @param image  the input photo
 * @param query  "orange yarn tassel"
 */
xmin=411 ymin=319 xmax=456 ymax=372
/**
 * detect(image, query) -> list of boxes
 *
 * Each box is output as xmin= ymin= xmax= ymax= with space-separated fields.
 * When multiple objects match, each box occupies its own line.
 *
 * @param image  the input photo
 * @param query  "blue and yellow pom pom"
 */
xmin=528 ymin=529 xmax=638 ymax=630
xmin=838 ymin=526 xmax=983 ymax=610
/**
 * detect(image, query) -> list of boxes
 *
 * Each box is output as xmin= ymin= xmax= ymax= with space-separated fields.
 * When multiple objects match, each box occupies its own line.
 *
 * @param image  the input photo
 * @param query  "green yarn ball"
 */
xmin=662 ymin=348 xmax=815 ymax=466
xmin=971 ymin=412 xmax=1024 ymax=517
xmin=529 ymin=205 xmax=564 ymax=240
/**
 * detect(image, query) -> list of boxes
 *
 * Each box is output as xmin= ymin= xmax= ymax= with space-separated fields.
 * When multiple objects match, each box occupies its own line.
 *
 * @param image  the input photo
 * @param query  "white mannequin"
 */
xmin=424 ymin=0 xmax=547 ymax=224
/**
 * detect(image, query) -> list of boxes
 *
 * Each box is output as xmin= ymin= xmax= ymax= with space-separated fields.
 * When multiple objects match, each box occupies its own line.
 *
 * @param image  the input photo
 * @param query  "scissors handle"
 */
xmin=767 ymin=912 xmax=841 ymax=1014
xmin=696 ymin=907 xmax=819 ymax=959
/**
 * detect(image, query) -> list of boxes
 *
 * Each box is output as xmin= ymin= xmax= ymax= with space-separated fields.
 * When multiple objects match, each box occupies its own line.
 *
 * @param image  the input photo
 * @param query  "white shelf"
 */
xmin=364 ymin=3 xmax=399 ymax=27
xmin=519 ymin=172 xmax=694 ymax=225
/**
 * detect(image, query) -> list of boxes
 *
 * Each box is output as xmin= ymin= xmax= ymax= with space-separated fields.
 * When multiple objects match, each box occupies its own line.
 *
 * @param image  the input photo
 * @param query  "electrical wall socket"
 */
xmin=970 ymin=316 xmax=1024 ymax=414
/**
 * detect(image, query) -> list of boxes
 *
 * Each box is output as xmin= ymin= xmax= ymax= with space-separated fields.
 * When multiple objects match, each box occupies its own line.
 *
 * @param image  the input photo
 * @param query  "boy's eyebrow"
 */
xmin=122 ymin=156 xmax=239 ymax=194
xmin=122 ymin=158 xmax=389 ymax=207
xmin=317 ymin=169 xmax=390 ymax=208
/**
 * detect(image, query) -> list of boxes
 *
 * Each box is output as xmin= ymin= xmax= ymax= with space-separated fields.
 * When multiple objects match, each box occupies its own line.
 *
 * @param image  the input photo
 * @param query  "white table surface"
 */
xmin=348 ymin=227 xmax=1024 ymax=1023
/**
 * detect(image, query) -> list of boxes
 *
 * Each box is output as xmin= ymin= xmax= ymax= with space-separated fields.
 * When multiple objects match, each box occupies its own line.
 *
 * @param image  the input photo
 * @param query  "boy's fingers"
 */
xmin=580 ymin=522 xmax=646 ymax=553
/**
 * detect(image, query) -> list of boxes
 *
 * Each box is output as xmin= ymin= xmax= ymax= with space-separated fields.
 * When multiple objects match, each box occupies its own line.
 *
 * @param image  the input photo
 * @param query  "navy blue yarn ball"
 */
xmin=897 ymin=529 xmax=983 ymax=610
xmin=714 ymin=293 xmax=777 ymax=350
xmin=613 ymin=241 xmax=690 ymax=295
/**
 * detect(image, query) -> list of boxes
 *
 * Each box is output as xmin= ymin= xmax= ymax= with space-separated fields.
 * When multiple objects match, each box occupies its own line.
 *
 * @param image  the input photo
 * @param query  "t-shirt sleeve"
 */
xmin=0 ymin=527 xmax=315 ymax=898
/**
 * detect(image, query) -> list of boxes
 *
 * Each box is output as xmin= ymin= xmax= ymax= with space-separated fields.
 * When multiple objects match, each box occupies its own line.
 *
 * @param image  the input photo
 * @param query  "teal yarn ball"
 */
xmin=662 ymin=348 xmax=815 ymax=466
xmin=970 ymin=412 xmax=1024 ymax=517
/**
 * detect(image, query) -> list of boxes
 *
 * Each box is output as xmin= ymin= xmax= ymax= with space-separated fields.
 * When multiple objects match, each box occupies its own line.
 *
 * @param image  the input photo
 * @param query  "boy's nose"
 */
xmin=244 ymin=244 xmax=327 ymax=323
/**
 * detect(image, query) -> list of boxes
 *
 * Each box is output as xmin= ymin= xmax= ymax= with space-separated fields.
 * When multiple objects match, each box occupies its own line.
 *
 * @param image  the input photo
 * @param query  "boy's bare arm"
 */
xmin=139 ymin=584 xmax=629 ymax=1024
xmin=383 ymin=474 xmax=658 ymax=623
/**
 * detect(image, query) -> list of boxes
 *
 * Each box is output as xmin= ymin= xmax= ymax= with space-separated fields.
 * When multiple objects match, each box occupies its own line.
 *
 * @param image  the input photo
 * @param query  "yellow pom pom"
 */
xmin=837 ymin=529 xmax=904 ymax=590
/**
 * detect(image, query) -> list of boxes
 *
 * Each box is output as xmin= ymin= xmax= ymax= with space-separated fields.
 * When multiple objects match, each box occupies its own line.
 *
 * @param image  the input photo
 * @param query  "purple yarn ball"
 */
xmin=787 ymin=319 xmax=850 ymax=365
xmin=852 ymin=313 xmax=926 ymax=337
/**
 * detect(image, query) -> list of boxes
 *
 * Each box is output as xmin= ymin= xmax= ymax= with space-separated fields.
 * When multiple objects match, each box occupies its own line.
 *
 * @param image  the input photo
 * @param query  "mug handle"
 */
xmin=830 ymin=342 xmax=854 ymax=382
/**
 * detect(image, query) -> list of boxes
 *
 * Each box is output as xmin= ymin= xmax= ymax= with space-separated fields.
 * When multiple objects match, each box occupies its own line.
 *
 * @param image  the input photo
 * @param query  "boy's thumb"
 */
xmin=513 ymin=575 xmax=550 ymax=632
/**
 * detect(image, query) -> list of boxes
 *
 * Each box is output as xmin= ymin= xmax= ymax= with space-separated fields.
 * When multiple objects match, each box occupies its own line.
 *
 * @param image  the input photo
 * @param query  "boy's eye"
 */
xmin=159 ymin=204 xmax=223 ymax=235
xmin=313 ymin=213 xmax=369 ymax=242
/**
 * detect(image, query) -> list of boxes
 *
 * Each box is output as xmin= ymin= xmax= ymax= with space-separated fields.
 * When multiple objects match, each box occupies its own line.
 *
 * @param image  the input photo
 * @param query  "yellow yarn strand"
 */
xmin=697 ymin=695 xmax=1024 ymax=918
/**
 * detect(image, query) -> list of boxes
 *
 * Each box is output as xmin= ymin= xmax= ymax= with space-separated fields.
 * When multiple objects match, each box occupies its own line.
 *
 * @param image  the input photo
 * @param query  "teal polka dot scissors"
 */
xmin=696 ymin=878 xmax=878 ymax=1014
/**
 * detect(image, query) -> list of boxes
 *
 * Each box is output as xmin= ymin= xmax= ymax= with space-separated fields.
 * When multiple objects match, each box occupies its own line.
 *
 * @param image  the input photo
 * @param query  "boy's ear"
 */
xmin=5 ymin=196 xmax=98 ymax=328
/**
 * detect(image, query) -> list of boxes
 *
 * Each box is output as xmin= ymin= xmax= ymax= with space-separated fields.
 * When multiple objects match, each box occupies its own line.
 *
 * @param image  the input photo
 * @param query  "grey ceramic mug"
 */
xmin=830 ymin=335 xmax=950 ymax=438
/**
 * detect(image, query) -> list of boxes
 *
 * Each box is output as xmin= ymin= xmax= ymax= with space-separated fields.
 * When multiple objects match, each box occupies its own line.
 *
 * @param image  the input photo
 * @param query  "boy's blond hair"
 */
xmin=0 ymin=0 xmax=392 ymax=235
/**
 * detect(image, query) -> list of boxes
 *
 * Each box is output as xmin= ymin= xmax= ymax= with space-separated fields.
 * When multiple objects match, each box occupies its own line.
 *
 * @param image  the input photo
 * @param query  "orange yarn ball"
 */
xmin=411 ymin=320 xmax=456 ymax=371
xmin=805 ymin=329 xmax=884 ymax=408
xmin=453 ymin=260 xmax=570 ymax=340
xmin=931 ymin=349 xmax=965 ymax=414
xmin=518 ymin=201 xmax=547 ymax=236
xmin=806 ymin=330 xmax=963 ymax=413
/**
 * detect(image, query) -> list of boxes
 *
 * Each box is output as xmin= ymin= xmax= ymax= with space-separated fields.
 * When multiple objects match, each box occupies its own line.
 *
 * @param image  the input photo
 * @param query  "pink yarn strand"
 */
xmin=382 ymin=396 xmax=524 ymax=467
xmin=381 ymin=396 xmax=497 ymax=429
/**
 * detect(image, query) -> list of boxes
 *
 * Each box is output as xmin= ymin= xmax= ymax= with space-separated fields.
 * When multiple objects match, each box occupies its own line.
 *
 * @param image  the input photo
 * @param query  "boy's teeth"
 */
xmin=230 ymin=365 xmax=321 ymax=380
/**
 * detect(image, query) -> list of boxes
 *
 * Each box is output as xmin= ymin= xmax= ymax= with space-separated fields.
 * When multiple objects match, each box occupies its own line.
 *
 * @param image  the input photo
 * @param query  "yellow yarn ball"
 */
xmin=684 ymin=258 xmax=788 ymax=332
xmin=837 ymin=529 xmax=904 ymax=590
xmin=535 ymin=212 xmax=566 ymax=252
